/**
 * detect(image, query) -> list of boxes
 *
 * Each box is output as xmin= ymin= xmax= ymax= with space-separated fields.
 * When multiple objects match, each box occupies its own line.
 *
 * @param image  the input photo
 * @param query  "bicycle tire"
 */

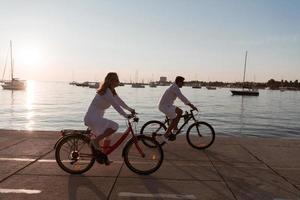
xmin=186 ymin=121 xmax=215 ymax=149
xmin=140 ymin=120 xmax=167 ymax=146
xmin=123 ymin=135 xmax=164 ymax=175
xmin=55 ymin=134 xmax=95 ymax=174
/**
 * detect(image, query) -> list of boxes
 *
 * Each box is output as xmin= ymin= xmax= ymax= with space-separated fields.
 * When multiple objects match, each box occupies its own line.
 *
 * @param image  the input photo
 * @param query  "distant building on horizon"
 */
xmin=158 ymin=76 xmax=171 ymax=86
xmin=159 ymin=76 xmax=167 ymax=82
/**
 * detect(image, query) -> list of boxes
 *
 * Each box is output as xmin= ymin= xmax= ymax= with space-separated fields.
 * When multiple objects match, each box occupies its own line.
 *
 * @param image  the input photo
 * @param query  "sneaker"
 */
xmin=91 ymin=145 xmax=105 ymax=164
xmin=91 ymin=142 xmax=112 ymax=165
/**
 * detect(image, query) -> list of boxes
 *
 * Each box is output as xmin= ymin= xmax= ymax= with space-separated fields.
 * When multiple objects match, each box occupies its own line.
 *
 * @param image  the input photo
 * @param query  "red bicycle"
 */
xmin=55 ymin=114 xmax=164 ymax=175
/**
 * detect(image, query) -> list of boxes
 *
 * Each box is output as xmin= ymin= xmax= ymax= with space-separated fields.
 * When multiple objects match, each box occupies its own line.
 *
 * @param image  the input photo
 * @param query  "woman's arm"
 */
xmin=114 ymin=95 xmax=134 ymax=112
xmin=105 ymin=89 xmax=129 ymax=118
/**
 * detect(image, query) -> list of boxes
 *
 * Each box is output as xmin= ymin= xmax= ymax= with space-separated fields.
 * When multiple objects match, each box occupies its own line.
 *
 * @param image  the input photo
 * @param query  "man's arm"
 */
xmin=173 ymin=86 xmax=190 ymax=105
xmin=187 ymin=103 xmax=198 ymax=111
xmin=174 ymin=86 xmax=198 ymax=111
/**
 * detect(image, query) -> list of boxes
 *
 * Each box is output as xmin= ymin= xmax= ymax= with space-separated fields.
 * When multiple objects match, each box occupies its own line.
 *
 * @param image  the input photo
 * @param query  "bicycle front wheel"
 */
xmin=186 ymin=122 xmax=215 ymax=149
xmin=55 ymin=134 xmax=95 ymax=174
xmin=123 ymin=135 xmax=164 ymax=175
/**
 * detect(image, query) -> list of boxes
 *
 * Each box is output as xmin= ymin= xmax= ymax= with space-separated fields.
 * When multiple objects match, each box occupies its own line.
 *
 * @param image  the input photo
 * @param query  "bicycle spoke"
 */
xmin=65 ymin=140 xmax=73 ymax=149
xmin=61 ymin=145 xmax=72 ymax=154
xmin=80 ymin=153 xmax=93 ymax=158
xmin=73 ymin=138 xmax=79 ymax=150
xmin=77 ymin=140 xmax=88 ymax=152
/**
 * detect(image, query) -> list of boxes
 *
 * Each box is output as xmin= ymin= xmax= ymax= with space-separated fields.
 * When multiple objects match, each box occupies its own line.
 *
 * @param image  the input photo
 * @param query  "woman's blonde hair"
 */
xmin=97 ymin=72 xmax=119 ymax=95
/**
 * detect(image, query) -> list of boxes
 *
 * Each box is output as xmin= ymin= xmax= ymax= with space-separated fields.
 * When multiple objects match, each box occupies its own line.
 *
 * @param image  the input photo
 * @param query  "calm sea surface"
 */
xmin=0 ymin=81 xmax=299 ymax=138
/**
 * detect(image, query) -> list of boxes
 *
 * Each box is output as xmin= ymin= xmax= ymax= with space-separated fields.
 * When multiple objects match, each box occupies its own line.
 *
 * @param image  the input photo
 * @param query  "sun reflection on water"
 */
xmin=25 ymin=80 xmax=35 ymax=130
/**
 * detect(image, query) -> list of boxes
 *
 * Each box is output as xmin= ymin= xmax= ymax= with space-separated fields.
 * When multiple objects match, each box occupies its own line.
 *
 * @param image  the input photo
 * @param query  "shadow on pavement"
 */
xmin=68 ymin=174 xmax=107 ymax=200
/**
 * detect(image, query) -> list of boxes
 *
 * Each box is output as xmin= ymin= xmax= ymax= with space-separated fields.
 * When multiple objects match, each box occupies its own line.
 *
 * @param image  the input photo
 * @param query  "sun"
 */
xmin=17 ymin=45 xmax=43 ymax=68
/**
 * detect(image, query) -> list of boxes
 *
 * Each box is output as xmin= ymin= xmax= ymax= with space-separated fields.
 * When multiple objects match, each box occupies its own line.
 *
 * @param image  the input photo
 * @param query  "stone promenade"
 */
xmin=0 ymin=129 xmax=300 ymax=200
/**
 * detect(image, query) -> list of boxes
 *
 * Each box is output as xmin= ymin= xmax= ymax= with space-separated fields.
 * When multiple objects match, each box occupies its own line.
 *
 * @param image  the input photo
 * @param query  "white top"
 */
xmin=159 ymin=83 xmax=190 ymax=107
xmin=84 ymin=89 xmax=133 ymax=120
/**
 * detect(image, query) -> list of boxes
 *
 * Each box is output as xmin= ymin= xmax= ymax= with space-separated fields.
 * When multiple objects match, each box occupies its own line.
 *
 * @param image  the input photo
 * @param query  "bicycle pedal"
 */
xmin=95 ymin=157 xmax=105 ymax=164
xmin=95 ymin=154 xmax=109 ymax=165
xmin=168 ymin=134 xmax=176 ymax=141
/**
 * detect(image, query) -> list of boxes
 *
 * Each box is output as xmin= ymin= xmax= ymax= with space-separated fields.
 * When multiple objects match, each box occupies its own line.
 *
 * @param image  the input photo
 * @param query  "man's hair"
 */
xmin=175 ymin=76 xmax=185 ymax=84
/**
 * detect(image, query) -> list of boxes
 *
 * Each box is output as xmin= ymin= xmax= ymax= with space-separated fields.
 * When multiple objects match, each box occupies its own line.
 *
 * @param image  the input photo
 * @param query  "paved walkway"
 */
xmin=0 ymin=129 xmax=300 ymax=200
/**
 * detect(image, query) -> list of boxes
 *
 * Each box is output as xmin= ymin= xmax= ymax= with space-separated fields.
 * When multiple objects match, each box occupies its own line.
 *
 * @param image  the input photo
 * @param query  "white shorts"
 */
xmin=159 ymin=105 xmax=177 ymax=120
xmin=84 ymin=117 xmax=119 ymax=136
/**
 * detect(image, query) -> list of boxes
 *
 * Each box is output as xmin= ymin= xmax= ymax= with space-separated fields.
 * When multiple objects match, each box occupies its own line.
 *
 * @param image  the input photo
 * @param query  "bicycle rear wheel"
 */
xmin=123 ymin=135 xmax=164 ymax=175
xmin=140 ymin=120 xmax=167 ymax=146
xmin=186 ymin=122 xmax=215 ymax=149
xmin=55 ymin=134 xmax=95 ymax=174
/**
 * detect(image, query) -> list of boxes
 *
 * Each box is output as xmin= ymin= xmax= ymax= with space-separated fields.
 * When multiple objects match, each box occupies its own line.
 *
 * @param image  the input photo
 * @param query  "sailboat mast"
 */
xmin=242 ymin=51 xmax=247 ymax=90
xmin=135 ymin=70 xmax=138 ymax=83
xmin=10 ymin=40 xmax=14 ymax=81
xmin=1 ymin=50 xmax=9 ymax=82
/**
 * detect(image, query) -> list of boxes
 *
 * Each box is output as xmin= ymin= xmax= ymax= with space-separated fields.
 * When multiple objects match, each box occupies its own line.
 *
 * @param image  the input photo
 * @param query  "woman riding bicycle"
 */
xmin=84 ymin=72 xmax=135 ymax=163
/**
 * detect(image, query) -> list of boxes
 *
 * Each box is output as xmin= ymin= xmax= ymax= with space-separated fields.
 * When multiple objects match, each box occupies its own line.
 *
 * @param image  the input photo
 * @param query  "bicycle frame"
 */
xmin=94 ymin=117 xmax=145 ymax=157
xmin=164 ymin=110 xmax=198 ymax=136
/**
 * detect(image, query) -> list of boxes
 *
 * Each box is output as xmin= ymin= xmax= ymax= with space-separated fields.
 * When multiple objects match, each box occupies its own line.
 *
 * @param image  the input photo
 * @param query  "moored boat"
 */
xmin=132 ymin=83 xmax=145 ymax=88
xmin=1 ymin=41 xmax=26 ymax=90
xmin=231 ymin=89 xmax=259 ymax=96
xmin=231 ymin=51 xmax=259 ymax=96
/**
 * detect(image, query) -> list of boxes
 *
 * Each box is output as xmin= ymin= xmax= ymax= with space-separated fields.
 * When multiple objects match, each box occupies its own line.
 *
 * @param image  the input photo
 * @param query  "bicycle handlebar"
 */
xmin=190 ymin=109 xmax=199 ymax=113
xmin=127 ymin=113 xmax=139 ymax=123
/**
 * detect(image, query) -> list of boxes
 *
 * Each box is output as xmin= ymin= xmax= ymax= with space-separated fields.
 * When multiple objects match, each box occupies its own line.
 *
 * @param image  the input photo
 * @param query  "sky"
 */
xmin=0 ymin=0 xmax=299 ymax=83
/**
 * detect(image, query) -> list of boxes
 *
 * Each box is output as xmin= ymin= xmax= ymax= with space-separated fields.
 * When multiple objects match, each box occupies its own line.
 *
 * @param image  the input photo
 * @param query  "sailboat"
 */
xmin=69 ymin=70 xmax=77 ymax=85
xmin=192 ymin=82 xmax=202 ymax=89
xmin=231 ymin=51 xmax=259 ymax=96
xmin=149 ymin=74 xmax=157 ymax=88
xmin=149 ymin=81 xmax=157 ymax=88
xmin=132 ymin=82 xmax=145 ymax=88
xmin=1 ymin=41 xmax=26 ymax=90
xmin=131 ymin=70 xmax=145 ymax=88
xmin=279 ymin=79 xmax=286 ymax=92
xmin=205 ymin=78 xmax=216 ymax=90
xmin=206 ymin=85 xmax=216 ymax=90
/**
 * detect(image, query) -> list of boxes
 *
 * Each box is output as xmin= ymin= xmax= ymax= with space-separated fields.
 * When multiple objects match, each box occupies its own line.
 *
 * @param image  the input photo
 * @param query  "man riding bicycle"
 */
xmin=158 ymin=76 xmax=198 ymax=141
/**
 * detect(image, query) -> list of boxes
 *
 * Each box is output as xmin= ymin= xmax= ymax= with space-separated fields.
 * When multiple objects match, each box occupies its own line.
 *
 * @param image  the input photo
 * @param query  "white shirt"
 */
xmin=84 ymin=89 xmax=133 ymax=121
xmin=159 ymin=83 xmax=190 ymax=107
